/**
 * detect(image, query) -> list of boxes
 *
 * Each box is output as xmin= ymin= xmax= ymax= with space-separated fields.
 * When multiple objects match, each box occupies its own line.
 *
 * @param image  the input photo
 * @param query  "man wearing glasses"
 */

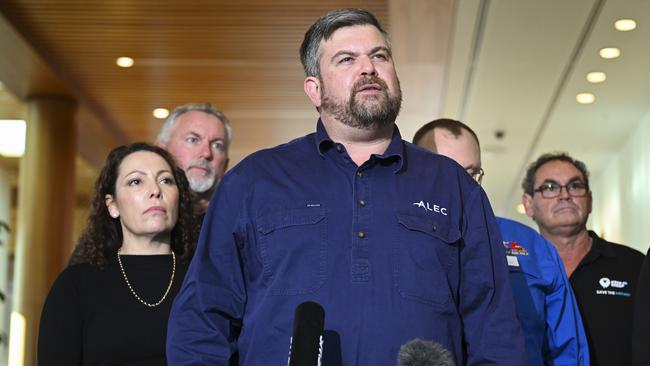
xmin=414 ymin=119 xmax=589 ymax=366
xmin=522 ymin=152 xmax=645 ymax=366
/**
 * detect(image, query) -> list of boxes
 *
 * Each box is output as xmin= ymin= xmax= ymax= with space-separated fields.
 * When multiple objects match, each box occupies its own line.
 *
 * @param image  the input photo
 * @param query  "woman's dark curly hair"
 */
xmin=70 ymin=143 xmax=197 ymax=267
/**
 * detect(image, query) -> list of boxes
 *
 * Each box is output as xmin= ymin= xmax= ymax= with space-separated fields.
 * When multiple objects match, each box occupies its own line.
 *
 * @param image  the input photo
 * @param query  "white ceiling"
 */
xmin=1 ymin=0 xmax=648 ymax=222
xmin=436 ymin=0 xmax=650 ymax=220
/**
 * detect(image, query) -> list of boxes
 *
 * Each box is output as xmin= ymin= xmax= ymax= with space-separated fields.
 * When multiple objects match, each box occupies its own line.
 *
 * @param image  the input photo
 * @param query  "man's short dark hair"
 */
xmin=412 ymin=118 xmax=480 ymax=152
xmin=299 ymin=8 xmax=390 ymax=77
xmin=522 ymin=152 xmax=590 ymax=195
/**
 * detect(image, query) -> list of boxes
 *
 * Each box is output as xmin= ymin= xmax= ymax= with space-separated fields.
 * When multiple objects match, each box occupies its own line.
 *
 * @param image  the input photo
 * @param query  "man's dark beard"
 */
xmin=320 ymin=76 xmax=402 ymax=130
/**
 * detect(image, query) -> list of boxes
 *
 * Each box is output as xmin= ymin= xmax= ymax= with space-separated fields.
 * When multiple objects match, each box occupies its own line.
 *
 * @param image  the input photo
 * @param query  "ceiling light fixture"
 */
xmin=599 ymin=47 xmax=621 ymax=59
xmin=576 ymin=93 xmax=596 ymax=104
xmin=0 ymin=119 xmax=27 ymax=157
xmin=153 ymin=108 xmax=170 ymax=119
xmin=116 ymin=57 xmax=134 ymax=68
xmin=586 ymin=71 xmax=607 ymax=83
xmin=614 ymin=19 xmax=637 ymax=31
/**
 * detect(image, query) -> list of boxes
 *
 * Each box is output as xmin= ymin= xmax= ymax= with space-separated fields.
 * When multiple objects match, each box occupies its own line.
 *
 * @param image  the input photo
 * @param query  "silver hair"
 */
xmin=157 ymin=103 xmax=232 ymax=153
xmin=299 ymin=8 xmax=391 ymax=78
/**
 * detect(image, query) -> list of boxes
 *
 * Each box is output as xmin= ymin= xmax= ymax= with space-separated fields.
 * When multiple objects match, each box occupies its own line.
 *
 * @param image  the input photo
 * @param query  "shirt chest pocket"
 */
xmin=257 ymin=208 xmax=328 ymax=296
xmin=393 ymin=212 xmax=461 ymax=308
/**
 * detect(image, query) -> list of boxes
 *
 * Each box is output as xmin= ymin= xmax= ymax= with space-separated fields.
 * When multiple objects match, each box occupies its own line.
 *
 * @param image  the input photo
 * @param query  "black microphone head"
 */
xmin=288 ymin=301 xmax=325 ymax=366
xmin=397 ymin=338 xmax=455 ymax=366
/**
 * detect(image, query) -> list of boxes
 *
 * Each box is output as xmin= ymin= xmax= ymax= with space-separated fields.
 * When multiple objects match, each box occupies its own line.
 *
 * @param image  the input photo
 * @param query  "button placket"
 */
xmin=352 ymin=167 xmax=371 ymax=283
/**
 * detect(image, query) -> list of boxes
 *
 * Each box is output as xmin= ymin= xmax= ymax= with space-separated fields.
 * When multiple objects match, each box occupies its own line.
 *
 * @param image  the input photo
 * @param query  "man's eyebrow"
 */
xmin=369 ymin=46 xmax=391 ymax=56
xmin=330 ymin=46 xmax=392 ymax=62
xmin=331 ymin=50 xmax=358 ymax=61
xmin=183 ymin=131 xmax=201 ymax=138
xmin=540 ymin=176 xmax=584 ymax=185
xmin=567 ymin=176 xmax=586 ymax=183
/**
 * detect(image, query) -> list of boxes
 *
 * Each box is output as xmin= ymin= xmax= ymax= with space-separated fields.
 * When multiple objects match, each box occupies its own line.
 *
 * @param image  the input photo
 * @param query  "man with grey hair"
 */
xmin=156 ymin=103 xmax=232 ymax=215
xmin=522 ymin=152 xmax=644 ymax=366
xmin=168 ymin=9 xmax=526 ymax=365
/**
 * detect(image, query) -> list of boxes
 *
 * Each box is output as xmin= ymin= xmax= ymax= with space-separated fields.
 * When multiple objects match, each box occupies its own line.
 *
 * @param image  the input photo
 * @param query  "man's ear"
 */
xmin=304 ymin=76 xmax=322 ymax=108
xmin=105 ymin=194 xmax=119 ymax=218
xmin=522 ymin=193 xmax=535 ymax=220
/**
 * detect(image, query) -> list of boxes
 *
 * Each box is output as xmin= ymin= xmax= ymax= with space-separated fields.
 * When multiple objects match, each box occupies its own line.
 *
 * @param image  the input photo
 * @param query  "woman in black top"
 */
xmin=38 ymin=143 xmax=197 ymax=365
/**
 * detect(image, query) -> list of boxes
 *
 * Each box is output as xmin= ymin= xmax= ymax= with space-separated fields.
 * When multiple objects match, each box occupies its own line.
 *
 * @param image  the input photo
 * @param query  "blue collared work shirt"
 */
xmin=498 ymin=217 xmax=589 ymax=366
xmin=167 ymin=121 xmax=527 ymax=365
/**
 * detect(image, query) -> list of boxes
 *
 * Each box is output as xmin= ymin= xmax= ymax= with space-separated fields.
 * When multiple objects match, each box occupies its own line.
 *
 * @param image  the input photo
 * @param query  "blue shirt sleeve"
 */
xmin=459 ymin=187 xmax=528 ymax=365
xmin=167 ymin=171 xmax=246 ymax=364
xmin=543 ymin=242 xmax=590 ymax=365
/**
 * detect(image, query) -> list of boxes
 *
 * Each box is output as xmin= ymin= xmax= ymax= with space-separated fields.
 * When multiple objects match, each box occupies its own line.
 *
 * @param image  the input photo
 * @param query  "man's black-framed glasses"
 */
xmin=533 ymin=181 xmax=588 ymax=198
xmin=468 ymin=168 xmax=484 ymax=185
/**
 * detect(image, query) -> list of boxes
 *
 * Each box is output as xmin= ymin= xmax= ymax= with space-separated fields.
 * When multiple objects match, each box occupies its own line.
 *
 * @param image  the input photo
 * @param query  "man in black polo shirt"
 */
xmin=522 ymin=152 xmax=644 ymax=366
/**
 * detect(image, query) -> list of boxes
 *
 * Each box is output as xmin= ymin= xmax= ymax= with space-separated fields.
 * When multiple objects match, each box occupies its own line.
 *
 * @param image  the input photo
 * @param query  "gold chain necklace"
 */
xmin=117 ymin=249 xmax=176 ymax=307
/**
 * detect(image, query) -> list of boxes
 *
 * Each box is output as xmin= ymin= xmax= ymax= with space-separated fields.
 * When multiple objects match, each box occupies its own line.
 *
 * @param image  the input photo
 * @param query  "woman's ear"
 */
xmin=105 ymin=194 xmax=119 ymax=218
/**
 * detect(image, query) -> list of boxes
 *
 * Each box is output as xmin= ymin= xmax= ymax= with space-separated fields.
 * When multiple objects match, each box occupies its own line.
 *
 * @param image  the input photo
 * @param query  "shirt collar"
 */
xmin=587 ymin=230 xmax=617 ymax=258
xmin=315 ymin=119 xmax=404 ymax=173
xmin=316 ymin=119 xmax=332 ymax=154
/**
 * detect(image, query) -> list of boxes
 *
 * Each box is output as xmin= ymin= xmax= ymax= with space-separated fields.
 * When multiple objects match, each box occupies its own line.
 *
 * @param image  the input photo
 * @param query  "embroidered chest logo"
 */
xmin=412 ymin=200 xmax=448 ymax=216
xmin=502 ymin=241 xmax=529 ymax=256
xmin=596 ymin=277 xmax=631 ymax=297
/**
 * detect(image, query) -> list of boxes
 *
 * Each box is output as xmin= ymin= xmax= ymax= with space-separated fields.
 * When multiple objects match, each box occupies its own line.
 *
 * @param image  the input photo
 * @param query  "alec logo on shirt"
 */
xmin=412 ymin=201 xmax=448 ymax=216
xmin=596 ymin=277 xmax=631 ymax=297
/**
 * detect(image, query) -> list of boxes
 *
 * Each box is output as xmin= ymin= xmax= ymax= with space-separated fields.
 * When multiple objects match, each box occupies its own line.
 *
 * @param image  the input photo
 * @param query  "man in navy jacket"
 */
xmin=167 ymin=9 xmax=527 ymax=365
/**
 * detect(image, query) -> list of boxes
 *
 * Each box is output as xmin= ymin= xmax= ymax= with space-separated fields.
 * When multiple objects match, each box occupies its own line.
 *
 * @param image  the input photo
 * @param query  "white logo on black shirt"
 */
xmin=596 ymin=277 xmax=631 ymax=297
xmin=599 ymin=278 xmax=611 ymax=288
xmin=599 ymin=277 xmax=628 ymax=289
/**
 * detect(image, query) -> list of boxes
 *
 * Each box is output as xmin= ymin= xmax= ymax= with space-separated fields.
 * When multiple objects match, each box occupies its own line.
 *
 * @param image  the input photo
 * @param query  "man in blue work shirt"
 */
xmin=167 ymin=9 xmax=527 ymax=365
xmin=413 ymin=118 xmax=589 ymax=366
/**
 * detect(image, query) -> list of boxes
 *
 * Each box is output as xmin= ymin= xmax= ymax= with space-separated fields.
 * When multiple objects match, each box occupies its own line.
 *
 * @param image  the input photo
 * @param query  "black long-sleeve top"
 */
xmin=38 ymin=254 xmax=186 ymax=366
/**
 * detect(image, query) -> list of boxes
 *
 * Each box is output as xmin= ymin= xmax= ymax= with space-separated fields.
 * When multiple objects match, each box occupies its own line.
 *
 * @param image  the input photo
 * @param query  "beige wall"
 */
xmin=591 ymin=111 xmax=650 ymax=255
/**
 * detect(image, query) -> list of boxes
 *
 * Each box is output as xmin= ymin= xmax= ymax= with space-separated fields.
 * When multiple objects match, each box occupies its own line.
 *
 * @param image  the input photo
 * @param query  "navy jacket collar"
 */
xmin=315 ymin=119 xmax=404 ymax=173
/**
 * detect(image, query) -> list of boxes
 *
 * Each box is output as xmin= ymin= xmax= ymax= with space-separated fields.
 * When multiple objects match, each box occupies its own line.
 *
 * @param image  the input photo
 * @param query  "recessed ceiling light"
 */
xmin=116 ymin=57 xmax=134 ymax=68
xmin=0 ymin=119 xmax=27 ymax=157
xmin=576 ymin=92 xmax=596 ymax=104
xmin=599 ymin=47 xmax=621 ymax=59
xmin=516 ymin=203 xmax=526 ymax=215
xmin=153 ymin=108 xmax=170 ymax=119
xmin=586 ymin=71 xmax=607 ymax=83
xmin=615 ymin=19 xmax=637 ymax=31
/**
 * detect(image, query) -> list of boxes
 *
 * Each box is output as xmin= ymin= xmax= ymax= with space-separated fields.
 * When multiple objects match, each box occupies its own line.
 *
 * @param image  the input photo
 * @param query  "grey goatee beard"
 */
xmin=320 ymin=75 xmax=402 ymax=130
xmin=186 ymin=160 xmax=217 ymax=193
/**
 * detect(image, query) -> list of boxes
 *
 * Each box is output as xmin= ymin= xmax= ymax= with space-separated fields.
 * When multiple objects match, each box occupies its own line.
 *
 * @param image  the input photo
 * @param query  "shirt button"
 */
xmin=358 ymin=199 xmax=366 ymax=206
xmin=357 ymin=231 xmax=366 ymax=238
xmin=432 ymin=223 xmax=437 ymax=232
xmin=336 ymin=144 xmax=342 ymax=152
xmin=357 ymin=171 xmax=363 ymax=177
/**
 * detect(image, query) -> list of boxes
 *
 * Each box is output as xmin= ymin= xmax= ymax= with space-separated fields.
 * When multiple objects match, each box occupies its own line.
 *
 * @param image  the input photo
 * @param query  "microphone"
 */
xmin=288 ymin=301 xmax=325 ymax=366
xmin=397 ymin=338 xmax=455 ymax=366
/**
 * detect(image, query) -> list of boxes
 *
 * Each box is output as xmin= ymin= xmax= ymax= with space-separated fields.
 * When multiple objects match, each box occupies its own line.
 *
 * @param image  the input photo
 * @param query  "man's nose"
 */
xmin=558 ymin=185 xmax=572 ymax=199
xmin=359 ymin=55 xmax=377 ymax=76
xmin=198 ymin=140 xmax=213 ymax=160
